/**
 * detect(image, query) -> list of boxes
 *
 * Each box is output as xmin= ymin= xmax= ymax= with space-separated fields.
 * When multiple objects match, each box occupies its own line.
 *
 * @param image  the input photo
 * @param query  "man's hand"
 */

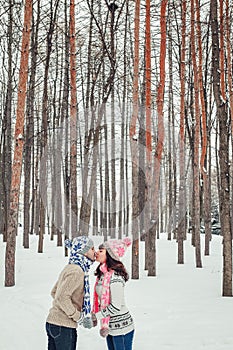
xmin=82 ymin=317 xmax=93 ymax=329
xmin=91 ymin=313 xmax=98 ymax=327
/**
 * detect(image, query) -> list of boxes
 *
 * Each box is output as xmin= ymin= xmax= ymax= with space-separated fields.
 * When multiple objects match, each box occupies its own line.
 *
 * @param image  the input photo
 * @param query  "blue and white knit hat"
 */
xmin=65 ymin=236 xmax=94 ymax=257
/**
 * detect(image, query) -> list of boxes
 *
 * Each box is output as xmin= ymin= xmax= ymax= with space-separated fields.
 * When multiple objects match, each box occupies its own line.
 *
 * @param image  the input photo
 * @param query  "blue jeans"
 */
xmin=46 ymin=322 xmax=77 ymax=350
xmin=106 ymin=330 xmax=134 ymax=350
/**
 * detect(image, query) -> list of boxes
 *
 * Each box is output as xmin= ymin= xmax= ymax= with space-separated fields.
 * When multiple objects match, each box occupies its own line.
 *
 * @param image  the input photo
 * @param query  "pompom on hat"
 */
xmin=103 ymin=237 xmax=131 ymax=261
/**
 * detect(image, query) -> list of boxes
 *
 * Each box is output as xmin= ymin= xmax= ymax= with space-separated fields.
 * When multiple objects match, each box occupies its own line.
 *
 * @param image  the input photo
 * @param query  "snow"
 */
xmin=1 ymin=231 xmax=233 ymax=350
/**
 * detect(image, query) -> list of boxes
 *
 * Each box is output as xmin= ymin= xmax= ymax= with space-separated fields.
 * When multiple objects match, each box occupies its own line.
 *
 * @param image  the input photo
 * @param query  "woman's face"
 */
xmin=95 ymin=247 xmax=107 ymax=264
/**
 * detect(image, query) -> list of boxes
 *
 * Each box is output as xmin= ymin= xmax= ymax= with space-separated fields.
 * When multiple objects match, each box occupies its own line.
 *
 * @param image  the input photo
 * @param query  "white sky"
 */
xmin=0 ymin=230 xmax=233 ymax=350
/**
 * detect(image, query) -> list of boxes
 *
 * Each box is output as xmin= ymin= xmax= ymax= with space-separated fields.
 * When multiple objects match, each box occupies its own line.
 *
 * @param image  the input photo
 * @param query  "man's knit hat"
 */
xmin=103 ymin=237 xmax=131 ymax=261
xmin=65 ymin=236 xmax=94 ymax=256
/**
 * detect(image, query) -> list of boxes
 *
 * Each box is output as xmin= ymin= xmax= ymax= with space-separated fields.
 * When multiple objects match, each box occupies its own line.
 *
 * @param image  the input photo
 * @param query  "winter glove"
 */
xmin=82 ymin=316 xmax=93 ymax=329
xmin=100 ymin=327 xmax=109 ymax=338
xmin=91 ymin=313 xmax=98 ymax=327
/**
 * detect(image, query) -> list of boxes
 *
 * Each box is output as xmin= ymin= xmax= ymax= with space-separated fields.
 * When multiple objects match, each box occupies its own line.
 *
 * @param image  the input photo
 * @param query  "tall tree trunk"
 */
xmin=191 ymin=0 xmax=202 ymax=268
xmin=1 ymin=0 xmax=13 ymax=243
xmin=23 ymin=1 xmax=39 ymax=248
xmin=110 ymin=6 xmax=116 ymax=238
xmin=172 ymin=93 xmax=177 ymax=240
xmin=130 ymin=0 xmax=140 ymax=279
xmin=144 ymin=0 xmax=152 ymax=272
xmin=99 ymin=137 xmax=104 ymax=236
xmin=219 ymin=0 xmax=226 ymax=102
xmin=39 ymin=1 xmax=59 ymax=252
xmin=138 ymin=66 xmax=146 ymax=240
xmin=69 ymin=0 xmax=78 ymax=237
xmin=211 ymin=0 xmax=232 ymax=296
xmin=5 ymin=0 xmax=32 ymax=287
xmin=79 ymin=0 xmax=93 ymax=237
xmin=149 ymin=0 xmax=168 ymax=276
xmin=104 ymin=105 xmax=110 ymax=240
xmin=177 ymin=0 xmax=186 ymax=264
xmin=195 ymin=0 xmax=211 ymax=256
xmin=53 ymin=35 xmax=63 ymax=247
xmin=226 ymin=0 xmax=233 ymax=240
xmin=118 ymin=1 xmax=129 ymax=239
xmin=62 ymin=0 xmax=70 ymax=254
xmin=167 ymin=12 xmax=174 ymax=241
xmin=34 ymin=113 xmax=40 ymax=236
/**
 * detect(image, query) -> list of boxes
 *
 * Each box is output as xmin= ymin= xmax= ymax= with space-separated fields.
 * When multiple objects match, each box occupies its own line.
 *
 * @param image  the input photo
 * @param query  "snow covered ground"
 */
xmin=1 ymin=231 xmax=233 ymax=350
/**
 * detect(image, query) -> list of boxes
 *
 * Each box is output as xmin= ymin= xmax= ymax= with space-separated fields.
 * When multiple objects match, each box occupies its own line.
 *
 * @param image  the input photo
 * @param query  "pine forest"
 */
xmin=0 ymin=0 xmax=232 ymax=297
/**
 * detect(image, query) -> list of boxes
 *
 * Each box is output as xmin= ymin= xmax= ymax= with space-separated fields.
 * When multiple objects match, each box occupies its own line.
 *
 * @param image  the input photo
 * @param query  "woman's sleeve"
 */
xmin=95 ymin=276 xmax=124 ymax=320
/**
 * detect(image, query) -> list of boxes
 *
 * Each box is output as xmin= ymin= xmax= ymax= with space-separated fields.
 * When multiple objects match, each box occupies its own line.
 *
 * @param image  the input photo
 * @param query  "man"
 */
xmin=46 ymin=236 xmax=96 ymax=350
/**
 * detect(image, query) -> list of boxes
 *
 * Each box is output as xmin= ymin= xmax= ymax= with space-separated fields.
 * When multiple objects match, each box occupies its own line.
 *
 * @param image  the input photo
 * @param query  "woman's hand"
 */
xmin=100 ymin=327 xmax=109 ymax=337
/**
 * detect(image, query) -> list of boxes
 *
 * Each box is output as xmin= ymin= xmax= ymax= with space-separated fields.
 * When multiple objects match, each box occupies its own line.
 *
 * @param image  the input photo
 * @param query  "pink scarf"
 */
xmin=92 ymin=263 xmax=114 ymax=330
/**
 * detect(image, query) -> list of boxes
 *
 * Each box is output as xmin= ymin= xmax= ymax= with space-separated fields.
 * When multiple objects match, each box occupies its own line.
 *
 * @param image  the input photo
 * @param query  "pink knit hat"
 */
xmin=103 ymin=237 xmax=131 ymax=261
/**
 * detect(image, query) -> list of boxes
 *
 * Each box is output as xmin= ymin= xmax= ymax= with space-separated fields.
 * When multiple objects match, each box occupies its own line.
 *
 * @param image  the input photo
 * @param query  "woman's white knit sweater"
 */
xmin=95 ymin=273 xmax=134 ymax=336
xmin=46 ymin=264 xmax=84 ymax=328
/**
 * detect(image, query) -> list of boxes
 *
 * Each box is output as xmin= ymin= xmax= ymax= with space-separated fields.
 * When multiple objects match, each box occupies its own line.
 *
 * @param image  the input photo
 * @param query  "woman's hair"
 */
xmin=95 ymin=244 xmax=129 ymax=282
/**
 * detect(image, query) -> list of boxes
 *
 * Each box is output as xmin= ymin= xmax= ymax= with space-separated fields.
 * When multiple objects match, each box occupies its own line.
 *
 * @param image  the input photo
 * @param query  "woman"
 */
xmin=46 ymin=236 xmax=96 ymax=350
xmin=92 ymin=237 xmax=134 ymax=350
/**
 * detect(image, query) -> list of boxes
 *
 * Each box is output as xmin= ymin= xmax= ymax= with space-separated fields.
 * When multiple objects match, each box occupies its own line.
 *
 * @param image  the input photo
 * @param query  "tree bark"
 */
xmin=69 ymin=0 xmax=78 ymax=237
xmin=23 ymin=2 xmax=39 ymax=248
xmin=144 ymin=0 xmax=152 ymax=272
xmin=130 ymin=0 xmax=140 ymax=280
xmin=226 ymin=0 xmax=233 ymax=239
xmin=211 ymin=0 xmax=232 ymax=296
xmin=191 ymin=0 xmax=202 ymax=268
xmin=195 ymin=0 xmax=211 ymax=256
xmin=149 ymin=0 xmax=168 ymax=276
xmin=5 ymin=0 xmax=32 ymax=286
xmin=1 ymin=0 xmax=13 ymax=243
xmin=110 ymin=6 xmax=116 ymax=238
xmin=177 ymin=0 xmax=186 ymax=264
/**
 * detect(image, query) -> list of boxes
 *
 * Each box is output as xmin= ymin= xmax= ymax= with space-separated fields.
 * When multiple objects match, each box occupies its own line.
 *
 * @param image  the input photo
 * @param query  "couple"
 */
xmin=45 ymin=236 xmax=134 ymax=350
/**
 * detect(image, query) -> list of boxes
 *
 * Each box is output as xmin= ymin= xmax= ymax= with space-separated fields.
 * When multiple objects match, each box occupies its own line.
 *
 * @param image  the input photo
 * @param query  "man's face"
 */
xmin=84 ymin=246 xmax=96 ymax=261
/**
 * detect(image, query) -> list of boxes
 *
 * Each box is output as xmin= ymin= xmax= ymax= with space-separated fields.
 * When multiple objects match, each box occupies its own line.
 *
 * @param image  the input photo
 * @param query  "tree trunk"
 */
xmin=104 ymin=106 xmax=110 ymax=240
xmin=118 ymin=1 xmax=129 ymax=239
xmin=23 ymin=3 xmax=39 ymax=248
xmin=191 ymin=0 xmax=202 ymax=268
xmin=5 ymin=0 xmax=32 ymax=286
xmin=144 ymin=0 xmax=152 ymax=272
xmin=195 ymin=0 xmax=211 ymax=256
xmin=177 ymin=0 xmax=186 ymax=264
xmin=1 ymin=0 xmax=13 ymax=243
xmin=110 ymin=6 xmax=116 ymax=238
xmin=130 ymin=0 xmax=140 ymax=280
xmin=210 ymin=0 xmax=232 ymax=296
xmin=149 ymin=0 xmax=168 ymax=276
xmin=69 ymin=0 xmax=78 ymax=237
xmin=226 ymin=0 xmax=233 ymax=240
